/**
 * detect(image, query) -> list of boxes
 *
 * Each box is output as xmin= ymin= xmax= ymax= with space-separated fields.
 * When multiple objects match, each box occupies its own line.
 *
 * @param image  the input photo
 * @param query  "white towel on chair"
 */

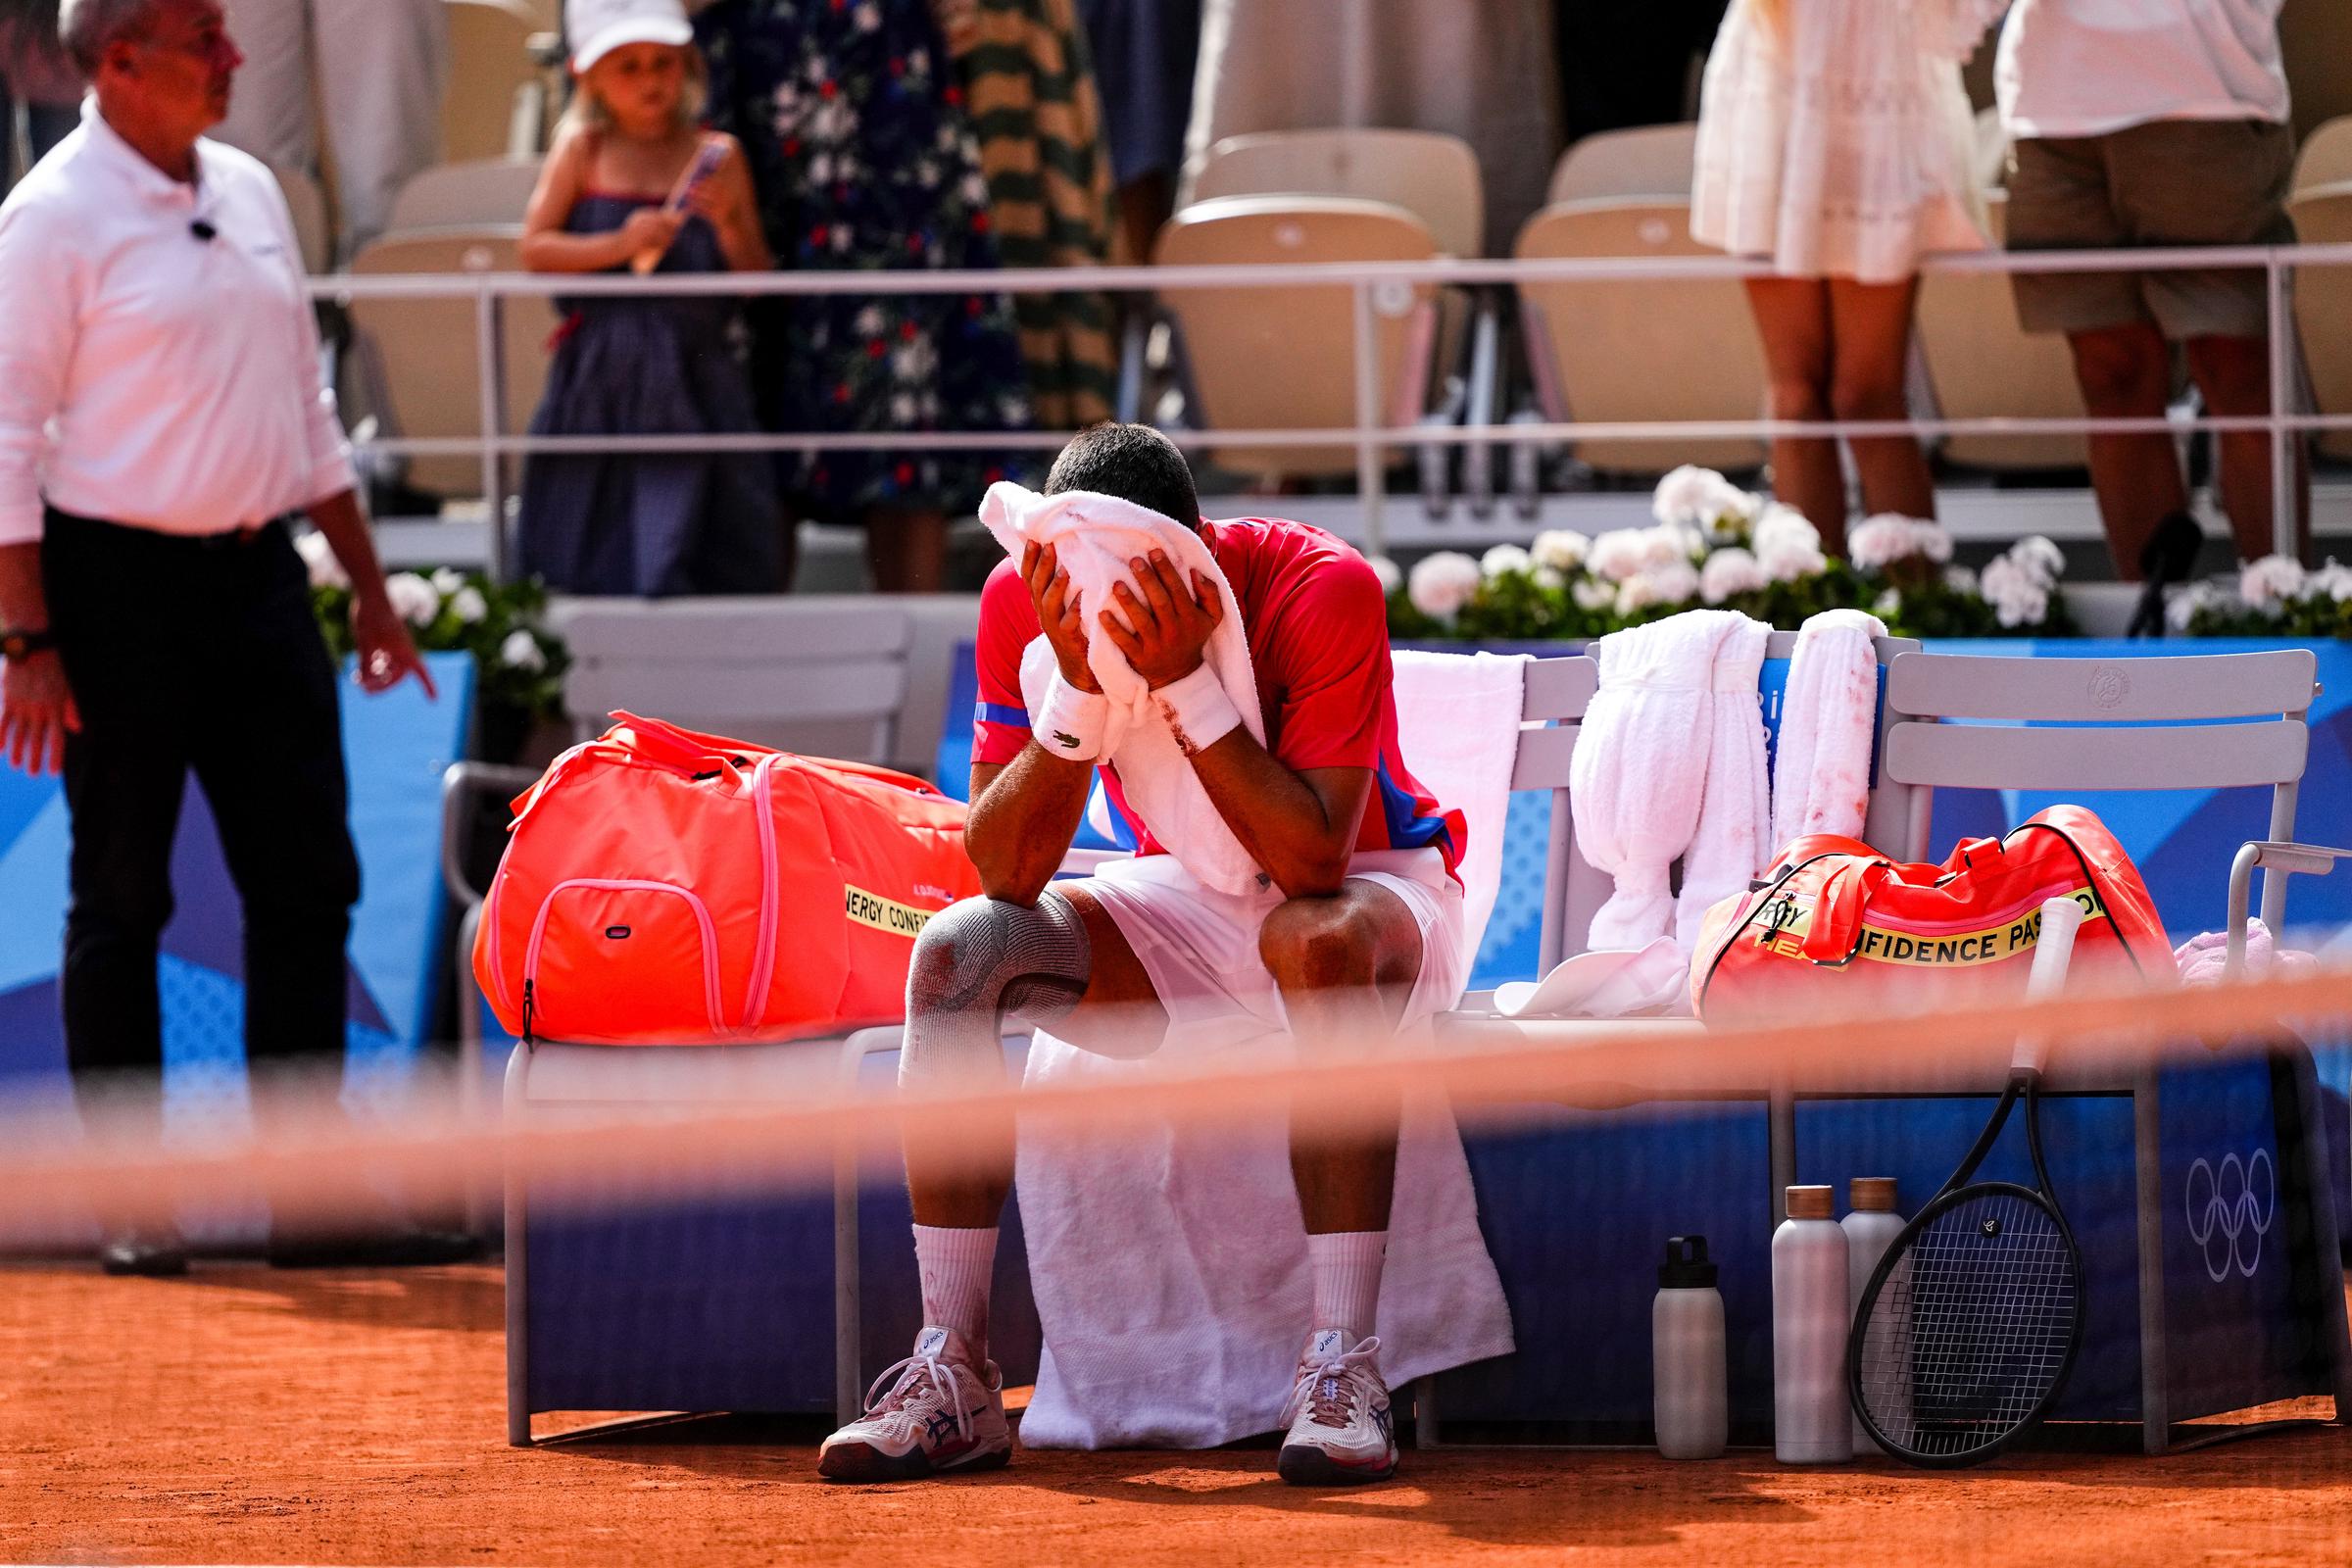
xmin=1573 ymin=610 xmax=1764 ymax=953
xmin=1676 ymin=617 xmax=1772 ymax=948
xmin=982 ymin=481 xmax=1268 ymax=894
xmin=1389 ymin=649 xmax=1527 ymax=958
xmin=1770 ymin=610 xmax=1887 ymax=850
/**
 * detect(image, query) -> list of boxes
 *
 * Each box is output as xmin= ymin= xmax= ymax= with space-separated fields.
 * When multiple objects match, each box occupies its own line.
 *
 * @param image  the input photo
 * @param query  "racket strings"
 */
xmin=1856 ymin=1192 xmax=2080 ymax=1458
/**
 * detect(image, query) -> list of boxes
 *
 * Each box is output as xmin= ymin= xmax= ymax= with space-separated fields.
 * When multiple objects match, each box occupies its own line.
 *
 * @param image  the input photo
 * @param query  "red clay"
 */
xmin=3 ymin=1263 xmax=2346 ymax=1566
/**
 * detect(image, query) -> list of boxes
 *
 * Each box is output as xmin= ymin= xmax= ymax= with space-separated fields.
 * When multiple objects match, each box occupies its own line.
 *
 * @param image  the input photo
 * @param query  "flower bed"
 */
xmin=1380 ymin=466 xmax=2075 ymax=641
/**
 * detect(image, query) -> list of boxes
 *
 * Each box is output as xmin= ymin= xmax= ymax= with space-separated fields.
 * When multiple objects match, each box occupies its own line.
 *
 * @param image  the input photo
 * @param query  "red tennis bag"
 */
xmin=473 ymin=712 xmax=980 ymax=1045
xmin=1690 ymin=805 xmax=2175 ymax=1022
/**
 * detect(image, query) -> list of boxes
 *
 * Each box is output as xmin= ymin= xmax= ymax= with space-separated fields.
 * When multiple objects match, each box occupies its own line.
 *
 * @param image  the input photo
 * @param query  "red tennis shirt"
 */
xmin=971 ymin=514 xmax=1466 ymax=879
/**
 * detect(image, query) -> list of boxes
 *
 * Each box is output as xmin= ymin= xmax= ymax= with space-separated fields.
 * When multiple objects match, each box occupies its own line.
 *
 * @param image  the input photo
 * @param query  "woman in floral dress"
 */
xmin=698 ymin=0 xmax=1034 ymax=592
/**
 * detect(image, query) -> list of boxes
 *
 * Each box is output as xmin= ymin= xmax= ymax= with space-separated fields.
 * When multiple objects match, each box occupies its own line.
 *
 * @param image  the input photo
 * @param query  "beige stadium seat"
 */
xmin=1154 ymin=195 xmax=1442 ymax=480
xmin=344 ymin=227 xmax=558 ymax=499
xmin=1513 ymin=198 xmax=1765 ymax=475
xmin=2295 ymin=115 xmax=2352 ymax=195
xmin=1917 ymin=194 xmax=2089 ymax=472
xmin=269 ymin=162 xmax=331 ymax=274
xmin=1192 ymin=128 xmax=1484 ymax=260
xmin=388 ymin=157 xmax=543 ymax=233
xmin=443 ymin=0 xmax=545 ymax=164
xmin=1546 ymin=122 xmax=1697 ymax=206
xmin=2288 ymin=181 xmax=2352 ymax=463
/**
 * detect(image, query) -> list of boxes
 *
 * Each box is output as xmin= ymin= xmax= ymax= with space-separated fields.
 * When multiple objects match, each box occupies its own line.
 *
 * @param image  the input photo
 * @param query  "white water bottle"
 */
xmin=1652 ymin=1235 xmax=1728 ymax=1459
xmin=1842 ymin=1177 xmax=1904 ymax=1452
xmin=1774 ymin=1185 xmax=1853 ymax=1464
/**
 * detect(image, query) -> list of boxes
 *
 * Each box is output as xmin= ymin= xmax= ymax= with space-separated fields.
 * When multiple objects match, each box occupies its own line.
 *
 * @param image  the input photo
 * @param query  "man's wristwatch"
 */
xmin=0 ymin=627 xmax=57 ymax=663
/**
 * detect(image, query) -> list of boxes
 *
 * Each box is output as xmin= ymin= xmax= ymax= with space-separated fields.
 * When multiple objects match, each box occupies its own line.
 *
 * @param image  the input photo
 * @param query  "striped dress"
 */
xmin=941 ymin=0 xmax=1121 ymax=429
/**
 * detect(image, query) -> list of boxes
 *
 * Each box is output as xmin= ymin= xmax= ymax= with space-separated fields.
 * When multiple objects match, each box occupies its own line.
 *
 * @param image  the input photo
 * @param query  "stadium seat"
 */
xmin=1153 ymin=194 xmax=1444 ymax=483
xmin=1545 ymin=122 xmax=1697 ymax=205
xmin=443 ymin=0 xmax=548 ymax=164
xmin=2293 ymin=115 xmax=2352 ymax=194
xmin=1512 ymin=197 xmax=1767 ymax=476
xmin=386 ymin=156 xmax=543 ymax=233
xmin=2289 ymin=181 xmax=2352 ymax=464
xmin=1917 ymin=194 xmax=2091 ymax=472
xmin=342 ymin=226 xmax=556 ymax=501
xmin=269 ymin=161 xmax=332 ymax=275
xmin=1194 ymin=128 xmax=1485 ymax=260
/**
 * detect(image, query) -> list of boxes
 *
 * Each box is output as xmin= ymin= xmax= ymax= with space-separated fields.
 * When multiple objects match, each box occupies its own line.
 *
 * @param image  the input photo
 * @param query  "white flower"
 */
xmin=2238 ymin=553 xmax=2307 ymax=612
xmin=1752 ymin=502 xmax=1821 ymax=556
xmin=429 ymin=566 xmax=466 ymax=597
xmin=1572 ymin=577 xmax=1618 ymax=612
xmin=1641 ymin=523 xmax=1700 ymax=570
xmin=1368 ymin=555 xmax=1403 ymax=596
xmin=2007 ymin=535 xmax=2066 ymax=588
xmin=1531 ymin=529 xmax=1589 ymax=572
xmin=2167 ymin=579 xmax=2225 ymax=632
xmin=1848 ymin=514 xmax=1954 ymax=572
xmin=384 ymin=571 xmax=439 ymax=627
xmin=1615 ymin=559 xmax=1700 ymax=615
xmin=1651 ymin=465 xmax=1757 ymax=532
xmin=1406 ymin=551 xmax=1482 ymax=621
xmin=2313 ymin=558 xmax=2352 ymax=602
xmin=1587 ymin=528 xmax=1649 ymax=582
xmin=1980 ymin=555 xmax=2050 ymax=629
xmin=1943 ymin=564 xmax=1979 ymax=595
xmin=450 ymin=586 xmax=488 ymax=625
xmin=1757 ymin=534 xmax=1829 ymax=584
xmin=1873 ymin=588 xmax=1902 ymax=617
xmin=1533 ymin=564 xmax=1567 ymax=591
xmin=294 ymin=529 xmax=347 ymax=591
xmin=499 ymin=629 xmax=546 ymax=672
xmin=1699 ymin=547 xmax=1766 ymax=604
xmin=1480 ymin=543 xmax=1533 ymax=580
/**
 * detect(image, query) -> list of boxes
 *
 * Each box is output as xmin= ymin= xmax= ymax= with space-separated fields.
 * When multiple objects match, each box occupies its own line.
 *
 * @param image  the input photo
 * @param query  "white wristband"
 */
xmin=1033 ymin=670 xmax=1110 ymax=762
xmin=1152 ymin=662 xmax=1243 ymax=757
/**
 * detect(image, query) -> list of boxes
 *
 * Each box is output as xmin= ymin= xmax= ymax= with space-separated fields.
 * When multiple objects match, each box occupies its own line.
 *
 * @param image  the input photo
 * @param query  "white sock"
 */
xmin=912 ymin=1224 xmax=998 ymax=1359
xmin=1307 ymin=1230 xmax=1387 ymax=1343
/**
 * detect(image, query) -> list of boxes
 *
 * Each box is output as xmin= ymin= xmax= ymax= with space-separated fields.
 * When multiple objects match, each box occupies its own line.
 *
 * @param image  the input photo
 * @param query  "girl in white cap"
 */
xmin=514 ymin=0 xmax=782 ymax=595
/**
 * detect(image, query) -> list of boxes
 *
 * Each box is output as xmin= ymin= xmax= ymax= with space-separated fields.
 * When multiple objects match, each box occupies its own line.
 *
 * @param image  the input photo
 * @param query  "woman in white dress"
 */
xmin=1691 ymin=0 xmax=2006 ymax=553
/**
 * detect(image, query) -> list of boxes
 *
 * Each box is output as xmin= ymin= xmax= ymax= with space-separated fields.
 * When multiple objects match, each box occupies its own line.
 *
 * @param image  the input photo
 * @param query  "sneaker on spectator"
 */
xmin=1277 ymin=1330 xmax=1398 ymax=1486
xmin=817 ymin=1326 xmax=1011 ymax=1481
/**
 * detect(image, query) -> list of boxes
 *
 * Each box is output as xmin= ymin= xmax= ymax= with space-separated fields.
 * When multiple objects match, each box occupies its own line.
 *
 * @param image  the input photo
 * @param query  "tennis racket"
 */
xmin=1847 ymin=895 xmax=2088 ymax=1467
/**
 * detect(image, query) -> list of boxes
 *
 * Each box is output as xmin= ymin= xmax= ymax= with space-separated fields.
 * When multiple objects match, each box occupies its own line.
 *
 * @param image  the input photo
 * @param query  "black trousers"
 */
xmin=42 ymin=510 xmax=362 ymax=1126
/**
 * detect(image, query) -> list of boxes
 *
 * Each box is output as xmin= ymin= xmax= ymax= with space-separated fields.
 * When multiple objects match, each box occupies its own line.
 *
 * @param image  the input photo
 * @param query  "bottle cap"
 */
xmin=1786 ymin=1185 xmax=1835 ymax=1221
xmin=1658 ymin=1234 xmax=1718 ymax=1289
xmin=1849 ymin=1176 xmax=1898 ymax=1213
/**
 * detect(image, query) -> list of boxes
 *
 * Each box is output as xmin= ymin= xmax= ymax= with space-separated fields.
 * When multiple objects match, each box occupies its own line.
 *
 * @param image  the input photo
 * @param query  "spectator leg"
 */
xmin=2066 ymin=321 xmax=2184 ymax=580
xmin=2187 ymin=332 xmax=2310 ymax=565
xmin=1828 ymin=275 xmax=1935 ymax=530
xmin=866 ymin=505 xmax=948 ymax=594
xmin=1743 ymin=275 xmax=1844 ymax=551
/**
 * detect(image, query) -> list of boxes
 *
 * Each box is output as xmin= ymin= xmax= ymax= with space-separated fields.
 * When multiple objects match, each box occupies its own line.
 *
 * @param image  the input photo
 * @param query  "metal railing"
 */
xmin=313 ymin=241 xmax=2352 ymax=574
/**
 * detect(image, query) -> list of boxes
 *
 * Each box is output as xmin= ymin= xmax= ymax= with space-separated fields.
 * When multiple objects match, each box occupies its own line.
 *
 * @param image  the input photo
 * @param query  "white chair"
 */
xmin=387 ymin=157 xmax=542 ymax=233
xmin=1545 ymin=122 xmax=1697 ymax=205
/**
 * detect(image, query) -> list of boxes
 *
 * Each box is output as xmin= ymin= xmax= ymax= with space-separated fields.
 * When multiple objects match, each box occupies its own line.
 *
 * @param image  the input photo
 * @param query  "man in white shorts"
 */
xmin=817 ymin=423 xmax=1470 ymax=1487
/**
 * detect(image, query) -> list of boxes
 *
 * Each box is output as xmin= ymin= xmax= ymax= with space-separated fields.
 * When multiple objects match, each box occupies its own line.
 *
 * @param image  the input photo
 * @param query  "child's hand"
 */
xmin=619 ymin=207 xmax=686 ymax=259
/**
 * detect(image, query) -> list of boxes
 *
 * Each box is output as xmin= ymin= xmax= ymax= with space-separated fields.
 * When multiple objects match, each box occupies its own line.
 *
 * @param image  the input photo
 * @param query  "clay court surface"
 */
xmin=3 ymin=1263 xmax=2346 ymax=1566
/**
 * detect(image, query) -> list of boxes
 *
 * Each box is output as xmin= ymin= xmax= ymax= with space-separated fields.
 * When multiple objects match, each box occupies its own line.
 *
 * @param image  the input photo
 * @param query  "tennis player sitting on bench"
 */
xmin=818 ymin=424 xmax=1469 ymax=1487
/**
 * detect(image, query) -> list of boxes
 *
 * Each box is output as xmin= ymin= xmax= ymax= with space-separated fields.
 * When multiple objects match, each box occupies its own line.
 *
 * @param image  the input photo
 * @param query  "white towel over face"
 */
xmin=980 ymin=481 xmax=1268 ymax=895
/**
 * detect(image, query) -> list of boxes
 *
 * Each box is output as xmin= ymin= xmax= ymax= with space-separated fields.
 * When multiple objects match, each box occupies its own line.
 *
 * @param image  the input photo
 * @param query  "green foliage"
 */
xmin=312 ymin=570 xmax=569 ymax=723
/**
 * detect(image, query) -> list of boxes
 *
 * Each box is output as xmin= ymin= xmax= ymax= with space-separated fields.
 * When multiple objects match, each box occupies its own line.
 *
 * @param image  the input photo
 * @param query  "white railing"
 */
xmin=313 ymin=242 xmax=2352 ymax=573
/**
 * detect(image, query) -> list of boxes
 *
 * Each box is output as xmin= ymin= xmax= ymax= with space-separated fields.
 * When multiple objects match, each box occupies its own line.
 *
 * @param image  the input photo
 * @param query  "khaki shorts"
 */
xmin=2006 ymin=118 xmax=2296 ymax=341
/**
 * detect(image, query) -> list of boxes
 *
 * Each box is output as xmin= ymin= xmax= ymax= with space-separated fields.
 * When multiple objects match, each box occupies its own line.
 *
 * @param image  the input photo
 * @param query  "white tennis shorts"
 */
xmin=1069 ymin=848 xmax=1470 ymax=1057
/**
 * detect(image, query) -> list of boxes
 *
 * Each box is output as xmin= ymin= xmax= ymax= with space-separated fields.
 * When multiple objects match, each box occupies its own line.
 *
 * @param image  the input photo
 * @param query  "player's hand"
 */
xmin=1099 ymin=551 xmax=1224 ymax=690
xmin=1021 ymin=541 xmax=1098 ymax=693
xmin=0 ymin=649 xmax=77 ymax=775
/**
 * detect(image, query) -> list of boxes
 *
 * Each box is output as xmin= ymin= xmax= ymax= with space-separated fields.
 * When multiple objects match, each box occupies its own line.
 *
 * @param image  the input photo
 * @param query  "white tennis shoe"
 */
xmin=1277 ymin=1330 xmax=1398 ymax=1485
xmin=816 ymin=1326 xmax=1012 ymax=1481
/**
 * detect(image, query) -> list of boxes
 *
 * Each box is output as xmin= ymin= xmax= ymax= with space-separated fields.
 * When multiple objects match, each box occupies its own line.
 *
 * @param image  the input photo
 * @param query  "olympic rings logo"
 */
xmin=2183 ymin=1151 xmax=2276 ymax=1283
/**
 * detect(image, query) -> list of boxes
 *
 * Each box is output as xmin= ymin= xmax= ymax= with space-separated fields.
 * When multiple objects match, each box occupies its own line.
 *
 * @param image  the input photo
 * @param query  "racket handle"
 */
xmin=2011 ymin=896 xmax=2085 ymax=1074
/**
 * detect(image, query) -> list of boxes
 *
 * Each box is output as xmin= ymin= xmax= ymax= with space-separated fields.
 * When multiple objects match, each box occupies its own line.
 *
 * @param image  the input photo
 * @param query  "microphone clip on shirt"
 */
xmin=189 ymin=220 xmax=217 ymax=242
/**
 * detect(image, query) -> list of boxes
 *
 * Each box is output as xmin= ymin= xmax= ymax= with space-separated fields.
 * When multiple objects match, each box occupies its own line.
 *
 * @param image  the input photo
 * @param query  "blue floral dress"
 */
xmin=517 ymin=192 xmax=783 ymax=595
xmin=697 ymin=0 xmax=1034 ymax=520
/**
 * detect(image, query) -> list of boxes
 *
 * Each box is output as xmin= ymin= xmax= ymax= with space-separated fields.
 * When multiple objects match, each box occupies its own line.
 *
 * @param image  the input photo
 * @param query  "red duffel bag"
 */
xmin=474 ymin=712 xmax=980 ymax=1045
xmin=1690 ymin=805 xmax=2175 ymax=1022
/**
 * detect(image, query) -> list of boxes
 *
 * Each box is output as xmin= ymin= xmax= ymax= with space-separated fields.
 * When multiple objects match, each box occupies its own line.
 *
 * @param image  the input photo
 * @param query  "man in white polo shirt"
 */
xmin=0 ymin=0 xmax=455 ymax=1274
xmin=1997 ymin=0 xmax=2305 ymax=587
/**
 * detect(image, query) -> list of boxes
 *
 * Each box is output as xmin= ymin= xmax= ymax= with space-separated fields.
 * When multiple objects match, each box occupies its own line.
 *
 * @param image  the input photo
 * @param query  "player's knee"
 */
xmin=1259 ymin=896 xmax=1377 ymax=991
xmin=906 ymin=893 xmax=1091 ymax=1023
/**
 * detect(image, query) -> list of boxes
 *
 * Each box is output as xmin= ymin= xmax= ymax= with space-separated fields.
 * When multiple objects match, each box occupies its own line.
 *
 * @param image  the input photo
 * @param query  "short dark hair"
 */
xmin=1043 ymin=423 xmax=1201 ymax=530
